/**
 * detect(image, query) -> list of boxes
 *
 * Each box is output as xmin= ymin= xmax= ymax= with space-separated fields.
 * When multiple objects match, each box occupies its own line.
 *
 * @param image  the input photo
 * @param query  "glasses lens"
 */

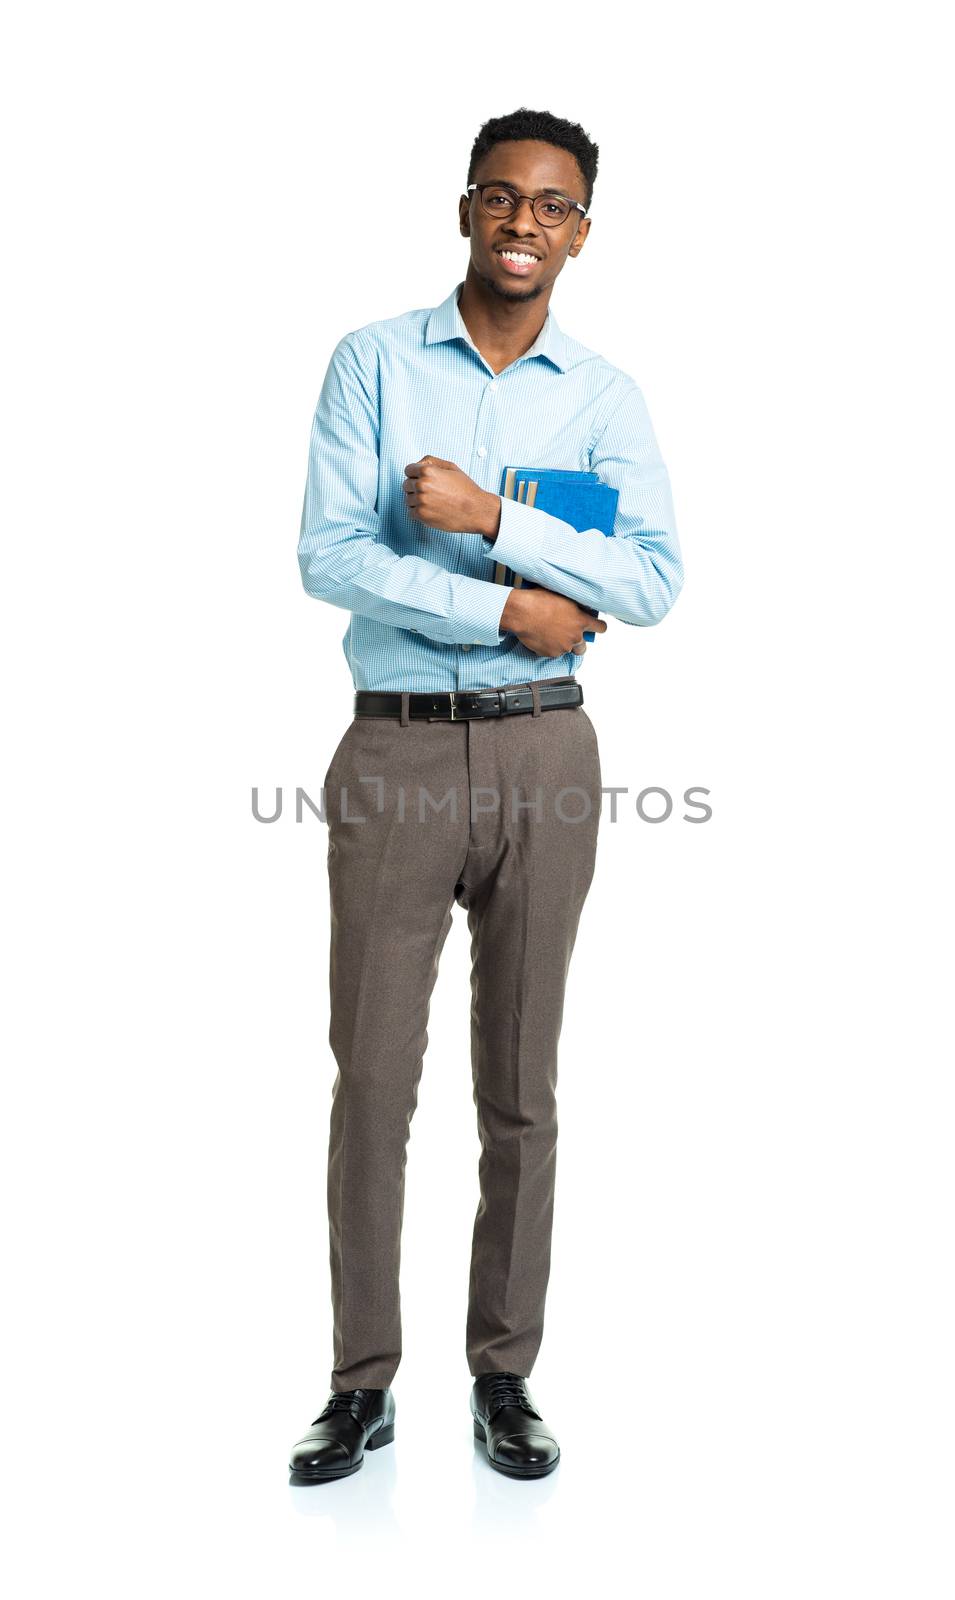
xmin=481 ymin=187 xmax=518 ymax=216
xmin=533 ymin=195 xmax=572 ymax=225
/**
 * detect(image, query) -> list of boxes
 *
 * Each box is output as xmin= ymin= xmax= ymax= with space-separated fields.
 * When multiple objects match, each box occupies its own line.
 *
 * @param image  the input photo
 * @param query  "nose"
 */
xmin=506 ymin=197 xmax=540 ymax=231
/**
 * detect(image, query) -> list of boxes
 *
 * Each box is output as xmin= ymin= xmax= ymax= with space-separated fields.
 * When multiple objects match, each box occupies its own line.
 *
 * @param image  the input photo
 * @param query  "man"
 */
xmin=290 ymin=107 xmax=683 ymax=1484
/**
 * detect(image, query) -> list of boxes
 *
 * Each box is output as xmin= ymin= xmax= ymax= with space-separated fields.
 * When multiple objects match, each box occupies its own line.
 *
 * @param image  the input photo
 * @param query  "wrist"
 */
xmin=500 ymin=586 xmax=530 ymax=632
xmin=479 ymin=492 xmax=502 ymax=540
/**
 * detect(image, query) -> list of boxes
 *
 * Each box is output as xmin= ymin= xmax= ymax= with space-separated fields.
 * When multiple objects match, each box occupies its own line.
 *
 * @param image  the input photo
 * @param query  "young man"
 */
xmin=290 ymin=107 xmax=683 ymax=1484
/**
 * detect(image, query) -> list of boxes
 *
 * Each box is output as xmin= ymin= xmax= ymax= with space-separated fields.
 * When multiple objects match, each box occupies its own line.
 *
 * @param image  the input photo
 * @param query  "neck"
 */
xmin=457 ymin=264 xmax=552 ymax=371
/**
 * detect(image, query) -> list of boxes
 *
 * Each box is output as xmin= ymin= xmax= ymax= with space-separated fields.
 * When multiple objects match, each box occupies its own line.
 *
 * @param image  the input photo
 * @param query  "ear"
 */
xmin=568 ymin=217 xmax=591 ymax=258
xmin=459 ymin=195 xmax=471 ymax=236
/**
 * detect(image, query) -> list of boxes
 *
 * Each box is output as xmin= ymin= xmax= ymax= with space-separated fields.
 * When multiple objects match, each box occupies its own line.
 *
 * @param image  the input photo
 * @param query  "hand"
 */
xmin=501 ymin=587 xmax=608 ymax=658
xmin=403 ymin=456 xmax=500 ymax=536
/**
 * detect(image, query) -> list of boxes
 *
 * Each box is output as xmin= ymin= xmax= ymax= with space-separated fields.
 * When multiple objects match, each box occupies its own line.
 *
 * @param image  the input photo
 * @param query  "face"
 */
xmin=459 ymin=139 xmax=591 ymax=304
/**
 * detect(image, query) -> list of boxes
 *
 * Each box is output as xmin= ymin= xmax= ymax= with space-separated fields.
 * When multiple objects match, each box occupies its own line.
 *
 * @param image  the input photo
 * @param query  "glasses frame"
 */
xmin=466 ymin=183 xmax=588 ymax=227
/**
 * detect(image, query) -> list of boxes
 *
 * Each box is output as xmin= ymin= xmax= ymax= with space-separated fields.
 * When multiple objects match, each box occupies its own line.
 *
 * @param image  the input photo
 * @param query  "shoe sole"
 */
xmin=288 ymin=1422 xmax=395 ymax=1484
xmin=472 ymin=1417 xmax=560 ymax=1478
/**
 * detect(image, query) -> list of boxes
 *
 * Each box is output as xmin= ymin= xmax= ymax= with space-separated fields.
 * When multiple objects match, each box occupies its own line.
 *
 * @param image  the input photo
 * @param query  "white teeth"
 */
xmin=498 ymin=251 xmax=538 ymax=264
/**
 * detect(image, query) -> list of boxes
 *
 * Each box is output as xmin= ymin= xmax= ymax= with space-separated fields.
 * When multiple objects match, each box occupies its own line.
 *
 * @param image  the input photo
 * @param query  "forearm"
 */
xmin=480 ymin=493 xmax=683 ymax=627
xmin=298 ymin=522 xmax=511 ymax=647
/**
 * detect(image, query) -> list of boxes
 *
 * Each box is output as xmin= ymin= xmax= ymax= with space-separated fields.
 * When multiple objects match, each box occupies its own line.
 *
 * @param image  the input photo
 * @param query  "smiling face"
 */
xmin=459 ymin=139 xmax=591 ymax=304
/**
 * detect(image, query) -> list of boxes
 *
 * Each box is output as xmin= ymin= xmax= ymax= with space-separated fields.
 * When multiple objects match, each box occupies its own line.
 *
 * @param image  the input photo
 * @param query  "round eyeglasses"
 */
xmin=466 ymin=183 xmax=587 ymax=228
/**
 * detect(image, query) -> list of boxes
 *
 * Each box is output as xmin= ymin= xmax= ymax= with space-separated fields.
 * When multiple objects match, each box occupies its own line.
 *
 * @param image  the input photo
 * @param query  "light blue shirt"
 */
xmin=298 ymin=281 xmax=683 ymax=692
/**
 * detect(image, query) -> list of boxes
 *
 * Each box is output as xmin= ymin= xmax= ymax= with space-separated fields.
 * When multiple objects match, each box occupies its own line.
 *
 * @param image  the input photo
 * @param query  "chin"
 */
xmin=476 ymin=264 xmax=547 ymax=304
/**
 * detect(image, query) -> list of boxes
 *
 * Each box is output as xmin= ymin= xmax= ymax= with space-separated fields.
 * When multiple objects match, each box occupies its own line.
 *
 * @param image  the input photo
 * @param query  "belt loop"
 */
xmin=531 ymin=682 xmax=542 ymax=718
xmin=399 ymin=692 xmax=411 ymax=727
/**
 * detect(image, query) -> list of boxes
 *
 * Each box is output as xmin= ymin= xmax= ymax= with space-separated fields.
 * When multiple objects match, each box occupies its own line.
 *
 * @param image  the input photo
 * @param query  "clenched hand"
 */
xmin=403 ymin=456 xmax=500 ymax=537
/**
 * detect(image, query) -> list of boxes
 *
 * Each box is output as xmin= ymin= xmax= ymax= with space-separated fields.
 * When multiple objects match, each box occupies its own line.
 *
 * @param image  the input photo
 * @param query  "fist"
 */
xmin=403 ymin=455 xmax=499 ymax=537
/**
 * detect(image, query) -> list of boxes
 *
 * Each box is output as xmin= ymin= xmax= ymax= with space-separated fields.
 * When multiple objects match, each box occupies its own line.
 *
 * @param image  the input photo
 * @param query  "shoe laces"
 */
xmin=481 ymin=1372 xmax=541 ymax=1421
xmin=315 ymin=1388 xmax=373 ymax=1425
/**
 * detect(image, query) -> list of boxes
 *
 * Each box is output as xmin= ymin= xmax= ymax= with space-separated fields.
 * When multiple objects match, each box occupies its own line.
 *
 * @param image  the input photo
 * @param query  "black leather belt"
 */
xmin=354 ymin=678 xmax=584 ymax=721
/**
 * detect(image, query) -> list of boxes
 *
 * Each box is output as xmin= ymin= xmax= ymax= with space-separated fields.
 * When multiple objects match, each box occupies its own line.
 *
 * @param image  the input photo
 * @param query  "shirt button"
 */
xmin=489 ymin=381 xmax=498 ymax=391
xmin=461 ymin=644 xmax=471 ymax=652
xmin=476 ymin=445 xmax=487 ymax=458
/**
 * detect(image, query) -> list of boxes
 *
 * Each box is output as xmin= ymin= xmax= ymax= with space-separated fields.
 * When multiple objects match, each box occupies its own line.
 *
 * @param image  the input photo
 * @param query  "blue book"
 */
xmin=494 ymin=467 xmax=618 ymax=642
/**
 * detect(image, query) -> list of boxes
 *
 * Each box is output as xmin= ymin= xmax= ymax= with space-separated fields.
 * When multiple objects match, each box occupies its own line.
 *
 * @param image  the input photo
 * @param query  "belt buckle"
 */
xmin=449 ymin=691 xmax=491 ymax=721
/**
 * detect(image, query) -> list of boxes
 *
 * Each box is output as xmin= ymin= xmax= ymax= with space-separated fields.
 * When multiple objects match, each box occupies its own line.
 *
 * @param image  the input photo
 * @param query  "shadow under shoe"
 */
xmin=470 ymin=1372 xmax=560 ymax=1479
xmin=289 ymin=1387 xmax=396 ymax=1484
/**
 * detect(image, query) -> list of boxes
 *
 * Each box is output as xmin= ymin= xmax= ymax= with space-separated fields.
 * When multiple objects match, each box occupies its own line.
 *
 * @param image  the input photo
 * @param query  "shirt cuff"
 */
xmin=450 ymin=571 xmax=512 ymax=646
xmin=480 ymin=495 xmax=550 ymax=580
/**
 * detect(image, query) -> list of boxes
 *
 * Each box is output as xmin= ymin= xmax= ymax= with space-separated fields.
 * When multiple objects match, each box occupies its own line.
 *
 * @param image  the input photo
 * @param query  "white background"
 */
xmin=3 ymin=2 xmax=952 ymax=1595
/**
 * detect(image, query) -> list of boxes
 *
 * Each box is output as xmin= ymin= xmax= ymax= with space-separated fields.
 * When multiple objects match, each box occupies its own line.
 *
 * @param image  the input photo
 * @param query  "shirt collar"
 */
xmin=424 ymin=280 xmax=571 ymax=373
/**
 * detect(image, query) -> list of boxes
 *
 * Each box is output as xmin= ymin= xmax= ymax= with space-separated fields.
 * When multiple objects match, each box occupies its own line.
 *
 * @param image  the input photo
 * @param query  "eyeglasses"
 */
xmin=466 ymin=183 xmax=587 ymax=228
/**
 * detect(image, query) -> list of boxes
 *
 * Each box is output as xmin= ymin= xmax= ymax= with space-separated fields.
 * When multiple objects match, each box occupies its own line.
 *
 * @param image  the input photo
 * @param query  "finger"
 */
xmin=404 ymin=461 xmax=425 ymax=478
xmin=572 ymin=642 xmax=587 ymax=655
xmin=577 ymin=607 xmax=607 ymax=629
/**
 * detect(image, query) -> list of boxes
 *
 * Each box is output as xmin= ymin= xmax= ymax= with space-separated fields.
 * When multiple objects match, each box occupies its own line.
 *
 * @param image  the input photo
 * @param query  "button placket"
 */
xmin=471 ymin=379 xmax=501 ymax=481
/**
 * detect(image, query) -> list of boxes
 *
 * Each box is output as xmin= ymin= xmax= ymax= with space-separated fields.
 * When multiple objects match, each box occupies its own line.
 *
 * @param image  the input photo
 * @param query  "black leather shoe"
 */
xmin=289 ymin=1388 xmax=395 ymax=1483
xmin=471 ymin=1372 xmax=560 ymax=1478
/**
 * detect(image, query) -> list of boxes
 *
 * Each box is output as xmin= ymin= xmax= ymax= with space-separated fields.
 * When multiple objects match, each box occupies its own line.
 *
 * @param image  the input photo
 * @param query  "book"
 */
xmin=493 ymin=467 xmax=619 ymax=642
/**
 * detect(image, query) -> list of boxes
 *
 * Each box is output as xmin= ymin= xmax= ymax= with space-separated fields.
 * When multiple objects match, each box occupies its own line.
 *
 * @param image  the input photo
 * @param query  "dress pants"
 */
xmin=321 ymin=675 xmax=602 ymax=1390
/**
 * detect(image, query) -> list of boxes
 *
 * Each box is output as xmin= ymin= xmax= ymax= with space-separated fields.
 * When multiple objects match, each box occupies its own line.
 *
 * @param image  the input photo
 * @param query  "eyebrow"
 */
xmin=480 ymin=178 xmax=578 ymax=202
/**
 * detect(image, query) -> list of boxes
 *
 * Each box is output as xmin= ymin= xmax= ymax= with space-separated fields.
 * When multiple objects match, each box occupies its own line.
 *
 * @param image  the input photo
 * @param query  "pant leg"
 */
xmin=456 ymin=699 xmax=602 ymax=1378
xmin=324 ymin=715 xmax=469 ymax=1390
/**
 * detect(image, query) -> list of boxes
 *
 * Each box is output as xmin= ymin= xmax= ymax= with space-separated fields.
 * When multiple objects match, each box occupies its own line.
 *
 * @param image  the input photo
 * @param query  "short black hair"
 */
xmin=467 ymin=107 xmax=599 ymax=212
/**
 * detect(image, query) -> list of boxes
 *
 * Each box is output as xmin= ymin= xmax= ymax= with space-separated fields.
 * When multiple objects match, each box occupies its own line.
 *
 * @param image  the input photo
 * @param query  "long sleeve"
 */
xmin=298 ymin=334 xmax=511 ymax=647
xmin=479 ymin=380 xmax=684 ymax=626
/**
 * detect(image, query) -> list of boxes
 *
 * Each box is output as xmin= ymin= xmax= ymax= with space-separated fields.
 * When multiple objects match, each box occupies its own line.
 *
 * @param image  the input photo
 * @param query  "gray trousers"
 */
xmin=321 ymin=675 xmax=602 ymax=1390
